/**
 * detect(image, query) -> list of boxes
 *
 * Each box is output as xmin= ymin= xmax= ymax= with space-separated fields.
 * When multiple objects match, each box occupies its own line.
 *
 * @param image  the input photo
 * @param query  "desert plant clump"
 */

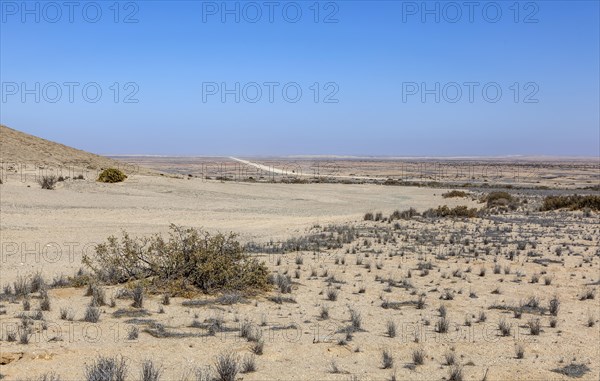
xmin=587 ymin=312 xmax=595 ymax=327
xmin=525 ymin=295 xmax=540 ymax=309
xmin=246 ymin=327 xmax=262 ymax=344
xmin=320 ymin=305 xmax=330 ymax=319
xmin=127 ymin=326 xmax=139 ymax=340
xmin=389 ymin=207 xmax=418 ymax=220
xmin=240 ymin=320 xmax=253 ymax=339
xmin=97 ymin=168 xmax=127 ymax=183
xmin=40 ymin=290 xmax=51 ymax=311
xmin=438 ymin=304 xmax=447 ymax=317
xmin=442 ymin=190 xmax=468 ymax=198
xmin=436 ymin=317 xmax=450 ymax=333
xmin=31 ymin=272 xmax=46 ymax=293
xmin=549 ymin=295 xmax=560 ymax=316
xmin=423 ymin=205 xmax=478 ymax=218
xmin=412 ymin=348 xmax=426 ymax=365
xmin=349 ymin=307 xmax=362 ymax=330
xmin=90 ymin=285 xmax=106 ymax=307
xmin=14 ymin=276 xmax=31 ymax=297
xmin=541 ymin=195 xmax=600 ymax=211
xmin=498 ymin=319 xmax=511 ymax=336
xmin=515 ymin=345 xmax=525 ymax=359
xmin=132 ymin=285 xmax=144 ymax=308
xmin=528 ymin=318 xmax=541 ymax=335
xmin=271 ymin=273 xmax=292 ymax=294
xmin=448 ymin=365 xmax=463 ymax=381
xmin=19 ymin=328 xmax=30 ymax=344
xmin=483 ymin=191 xmax=513 ymax=208
xmin=140 ymin=359 xmax=162 ymax=381
xmin=326 ymin=288 xmax=339 ymax=301
xmin=382 ymin=349 xmax=394 ymax=369
xmin=444 ymin=351 xmax=456 ymax=365
xmin=84 ymin=225 xmax=269 ymax=294
xmin=530 ymin=273 xmax=539 ymax=283
xmin=214 ymin=352 xmax=239 ymax=381
xmin=386 ymin=320 xmax=397 ymax=338
xmin=84 ymin=306 xmax=100 ymax=323
xmin=251 ymin=339 xmax=265 ymax=355
xmin=241 ymin=354 xmax=257 ymax=373
xmin=38 ymin=175 xmax=58 ymax=190
xmin=85 ymin=356 xmax=128 ymax=381
xmin=513 ymin=304 xmax=523 ymax=319
xmin=60 ymin=307 xmax=74 ymax=321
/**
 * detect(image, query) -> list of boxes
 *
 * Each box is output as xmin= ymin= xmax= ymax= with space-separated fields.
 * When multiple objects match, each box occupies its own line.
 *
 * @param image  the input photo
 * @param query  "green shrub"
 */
xmin=541 ymin=195 xmax=600 ymax=211
xmin=83 ymin=225 xmax=269 ymax=295
xmin=97 ymin=168 xmax=127 ymax=183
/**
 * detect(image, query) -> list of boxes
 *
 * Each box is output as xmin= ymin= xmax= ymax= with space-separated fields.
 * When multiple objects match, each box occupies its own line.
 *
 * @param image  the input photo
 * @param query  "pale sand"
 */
xmin=0 ymin=175 xmax=474 ymax=283
xmin=0 ymin=171 xmax=598 ymax=381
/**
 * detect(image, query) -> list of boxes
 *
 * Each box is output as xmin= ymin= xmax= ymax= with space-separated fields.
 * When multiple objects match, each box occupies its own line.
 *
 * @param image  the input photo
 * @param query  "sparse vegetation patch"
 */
xmin=83 ymin=225 xmax=269 ymax=295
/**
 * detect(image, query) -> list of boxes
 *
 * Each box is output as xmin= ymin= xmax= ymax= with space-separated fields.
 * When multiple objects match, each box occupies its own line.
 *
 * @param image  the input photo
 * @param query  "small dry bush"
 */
xmin=214 ymin=352 xmax=239 ymax=381
xmin=442 ymin=190 xmax=468 ymax=198
xmin=390 ymin=207 xmax=418 ymax=220
xmin=423 ymin=205 xmax=478 ymax=218
xmin=412 ymin=348 xmax=426 ymax=365
xmin=38 ymin=175 xmax=57 ymax=190
xmin=97 ymin=168 xmax=127 ymax=183
xmin=498 ymin=319 xmax=511 ymax=336
xmin=483 ymin=191 xmax=513 ymax=207
xmin=541 ymin=195 xmax=600 ymax=211
xmin=382 ymin=349 xmax=394 ymax=369
xmin=85 ymin=356 xmax=128 ymax=381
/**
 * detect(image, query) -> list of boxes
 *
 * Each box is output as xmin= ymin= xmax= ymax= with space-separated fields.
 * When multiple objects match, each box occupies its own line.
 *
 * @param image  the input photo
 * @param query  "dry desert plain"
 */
xmin=0 ymin=134 xmax=599 ymax=381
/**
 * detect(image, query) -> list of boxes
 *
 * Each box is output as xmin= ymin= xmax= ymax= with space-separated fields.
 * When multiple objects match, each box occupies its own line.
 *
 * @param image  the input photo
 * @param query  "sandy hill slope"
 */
xmin=0 ymin=125 xmax=151 ymax=174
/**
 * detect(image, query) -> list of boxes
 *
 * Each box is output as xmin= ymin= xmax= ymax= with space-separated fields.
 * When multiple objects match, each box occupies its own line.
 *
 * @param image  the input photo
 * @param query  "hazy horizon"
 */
xmin=107 ymin=153 xmax=599 ymax=161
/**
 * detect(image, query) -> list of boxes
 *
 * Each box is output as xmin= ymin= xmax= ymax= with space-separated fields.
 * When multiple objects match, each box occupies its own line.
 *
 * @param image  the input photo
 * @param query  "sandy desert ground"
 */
xmin=0 ymin=128 xmax=599 ymax=381
xmin=116 ymin=155 xmax=599 ymax=190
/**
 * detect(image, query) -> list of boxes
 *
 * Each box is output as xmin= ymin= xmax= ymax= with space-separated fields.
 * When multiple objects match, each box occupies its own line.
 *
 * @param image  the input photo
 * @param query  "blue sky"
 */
xmin=1 ymin=1 xmax=598 ymax=156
